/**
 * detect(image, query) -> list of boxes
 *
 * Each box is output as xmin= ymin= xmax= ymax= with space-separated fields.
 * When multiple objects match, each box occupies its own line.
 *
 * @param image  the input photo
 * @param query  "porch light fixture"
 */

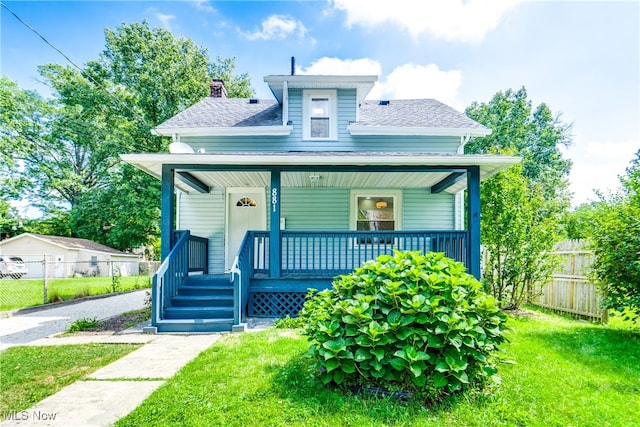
xmin=308 ymin=175 xmax=320 ymax=186
xmin=376 ymin=200 xmax=388 ymax=209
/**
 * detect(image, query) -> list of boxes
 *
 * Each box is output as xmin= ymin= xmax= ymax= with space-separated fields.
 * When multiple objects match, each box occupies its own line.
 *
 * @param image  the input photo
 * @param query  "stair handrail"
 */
xmin=229 ymin=256 xmax=241 ymax=325
xmin=151 ymin=230 xmax=191 ymax=327
xmin=230 ymin=230 xmax=254 ymax=325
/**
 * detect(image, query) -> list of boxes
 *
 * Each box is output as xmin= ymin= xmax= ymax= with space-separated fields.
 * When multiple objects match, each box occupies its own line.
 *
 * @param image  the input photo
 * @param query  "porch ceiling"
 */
xmin=121 ymin=152 xmax=521 ymax=195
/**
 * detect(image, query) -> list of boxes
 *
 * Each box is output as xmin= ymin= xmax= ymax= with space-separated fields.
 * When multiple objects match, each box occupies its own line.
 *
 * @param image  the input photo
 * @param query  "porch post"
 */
xmin=270 ymin=169 xmax=281 ymax=278
xmin=467 ymin=166 xmax=481 ymax=279
xmin=161 ymin=164 xmax=175 ymax=261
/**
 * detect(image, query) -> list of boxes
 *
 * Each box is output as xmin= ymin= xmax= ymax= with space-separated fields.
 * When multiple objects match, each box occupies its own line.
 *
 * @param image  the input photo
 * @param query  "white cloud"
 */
xmin=156 ymin=13 xmax=176 ymax=30
xmin=298 ymin=57 xmax=382 ymax=75
xmin=381 ymin=64 xmax=463 ymax=108
xmin=297 ymin=57 xmax=384 ymax=98
xmin=242 ymin=15 xmax=308 ymax=40
xmin=566 ymin=139 xmax=639 ymax=205
xmin=330 ymin=0 xmax=522 ymax=42
xmin=296 ymin=58 xmax=463 ymax=107
xmin=192 ymin=1 xmax=215 ymax=13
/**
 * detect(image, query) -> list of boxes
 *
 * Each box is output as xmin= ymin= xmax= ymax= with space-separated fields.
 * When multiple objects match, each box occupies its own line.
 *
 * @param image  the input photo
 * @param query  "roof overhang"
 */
xmin=152 ymin=125 xmax=293 ymax=137
xmin=347 ymin=125 xmax=492 ymax=137
xmin=264 ymin=75 xmax=378 ymax=105
xmin=121 ymin=152 xmax=521 ymax=195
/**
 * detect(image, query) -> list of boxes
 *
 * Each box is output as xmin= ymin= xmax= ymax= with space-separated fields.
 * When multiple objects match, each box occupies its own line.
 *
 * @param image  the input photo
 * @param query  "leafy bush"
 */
xmin=588 ymin=150 xmax=640 ymax=322
xmin=299 ymin=251 xmax=508 ymax=399
xmin=274 ymin=315 xmax=304 ymax=329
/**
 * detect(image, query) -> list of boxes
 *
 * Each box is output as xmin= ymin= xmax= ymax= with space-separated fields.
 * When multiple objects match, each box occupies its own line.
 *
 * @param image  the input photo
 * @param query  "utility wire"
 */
xmin=0 ymin=1 xmax=155 ymax=134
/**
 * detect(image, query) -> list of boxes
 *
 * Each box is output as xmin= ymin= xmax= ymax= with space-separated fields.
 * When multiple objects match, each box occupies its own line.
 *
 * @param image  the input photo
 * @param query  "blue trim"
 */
xmin=270 ymin=170 xmax=281 ymax=278
xmin=161 ymin=164 xmax=475 ymax=173
xmin=467 ymin=166 xmax=481 ymax=279
xmin=177 ymin=171 xmax=209 ymax=193
xmin=161 ymin=165 xmax=175 ymax=261
xmin=431 ymin=171 xmax=466 ymax=194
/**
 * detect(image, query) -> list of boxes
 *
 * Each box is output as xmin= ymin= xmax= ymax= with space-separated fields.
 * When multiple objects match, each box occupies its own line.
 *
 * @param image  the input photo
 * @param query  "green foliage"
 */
xmin=300 ymin=251 xmax=508 ymax=399
xmin=480 ymin=164 xmax=560 ymax=308
xmin=274 ymin=315 xmax=304 ymax=329
xmin=67 ymin=317 xmax=101 ymax=332
xmin=0 ymin=21 xmax=254 ymax=251
xmin=466 ymin=87 xmax=570 ymax=308
xmin=588 ymin=150 xmax=640 ymax=321
xmin=560 ymin=202 xmax=599 ymax=240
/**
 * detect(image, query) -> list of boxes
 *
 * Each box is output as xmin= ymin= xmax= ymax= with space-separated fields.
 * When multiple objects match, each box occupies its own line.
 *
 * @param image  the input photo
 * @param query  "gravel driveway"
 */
xmin=0 ymin=290 xmax=148 ymax=350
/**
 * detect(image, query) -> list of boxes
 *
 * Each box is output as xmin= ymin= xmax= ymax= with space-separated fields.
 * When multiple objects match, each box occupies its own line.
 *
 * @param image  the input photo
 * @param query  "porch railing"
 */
xmin=188 ymin=235 xmax=209 ymax=273
xmin=152 ymin=230 xmax=208 ymax=326
xmin=247 ymin=230 xmax=469 ymax=277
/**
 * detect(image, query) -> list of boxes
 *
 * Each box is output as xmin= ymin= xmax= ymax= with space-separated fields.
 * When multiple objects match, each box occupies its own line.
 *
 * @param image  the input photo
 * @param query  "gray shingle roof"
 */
xmin=355 ymin=99 xmax=485 ymax=129
xmin=155 ymin=98 xmax=282 ymax=129
xmin=153 ymin=97 xmax=486 ymax=131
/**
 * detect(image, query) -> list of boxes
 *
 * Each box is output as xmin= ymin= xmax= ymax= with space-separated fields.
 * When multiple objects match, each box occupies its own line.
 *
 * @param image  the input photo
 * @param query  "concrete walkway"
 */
xmin=0 ymin=291 xmax=148 ymax=350
xmin=1 ymin=332 xmax=221 ymax=427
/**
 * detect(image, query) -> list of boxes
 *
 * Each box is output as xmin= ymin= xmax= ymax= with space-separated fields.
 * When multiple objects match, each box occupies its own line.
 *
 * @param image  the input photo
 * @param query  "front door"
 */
xmin=226 ymin=189 xmax=266 ymax=270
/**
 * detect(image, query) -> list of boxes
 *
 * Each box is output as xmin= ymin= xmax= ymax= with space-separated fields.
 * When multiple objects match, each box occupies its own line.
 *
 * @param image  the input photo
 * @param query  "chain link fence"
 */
xmin=0 ymin=256 xmax=160 ymax=312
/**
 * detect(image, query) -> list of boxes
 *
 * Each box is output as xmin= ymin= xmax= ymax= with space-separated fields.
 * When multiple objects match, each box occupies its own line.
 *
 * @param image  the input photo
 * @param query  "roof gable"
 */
xmin=152 ymin=74 xmax=490 ymax=138
xmin=0 ymin=233 xmax=137 ymax=256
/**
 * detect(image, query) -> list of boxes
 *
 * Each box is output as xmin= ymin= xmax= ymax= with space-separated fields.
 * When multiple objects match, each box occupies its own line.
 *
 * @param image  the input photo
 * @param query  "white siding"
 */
xmin=178 ymin=189 xmax=226 ymax=274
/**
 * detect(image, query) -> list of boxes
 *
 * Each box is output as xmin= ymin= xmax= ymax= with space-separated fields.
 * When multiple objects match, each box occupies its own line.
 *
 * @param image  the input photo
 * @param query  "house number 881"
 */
xmin=271 ymin=188 xmax=278 ymax=212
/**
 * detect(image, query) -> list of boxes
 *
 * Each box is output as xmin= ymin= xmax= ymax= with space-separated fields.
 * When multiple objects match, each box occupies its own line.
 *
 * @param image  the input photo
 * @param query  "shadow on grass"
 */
xmin=265 ymin=352 xmax=495 ymax=426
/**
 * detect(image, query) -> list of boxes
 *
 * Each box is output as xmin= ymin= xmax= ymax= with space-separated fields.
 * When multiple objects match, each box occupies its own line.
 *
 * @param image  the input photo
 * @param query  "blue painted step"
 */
xmin=164 ymin=306 xmax=233 ymax=319
xmin=159 ymin=274 xmax=236 ymax=332
xmin=156 ymin=318 xmax=234 ymax=333
xmin=171 ymin=294 xmax=233 ymax=307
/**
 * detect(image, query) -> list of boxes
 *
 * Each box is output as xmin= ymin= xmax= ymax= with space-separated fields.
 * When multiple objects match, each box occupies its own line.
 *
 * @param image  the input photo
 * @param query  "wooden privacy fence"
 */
xmin=529 ymin=240 xmax=607 ymax=322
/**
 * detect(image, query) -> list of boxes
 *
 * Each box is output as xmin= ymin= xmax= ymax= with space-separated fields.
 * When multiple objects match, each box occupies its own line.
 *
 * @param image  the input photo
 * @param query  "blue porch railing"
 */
xmin=152 ymin=230 xmax=208 ymax=326
xmin=246 ymin=230 xmax=468 ymax=277
xmin=230 ymin=230 xmax=469 ymax=321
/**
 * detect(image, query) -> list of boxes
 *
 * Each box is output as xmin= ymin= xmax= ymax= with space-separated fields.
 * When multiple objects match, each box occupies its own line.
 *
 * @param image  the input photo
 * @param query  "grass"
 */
xmin=0 ymin=275 xmax=151 ymax=311
xmin=117 ymin=311 xmax=640 ymax=427
xmin=0 ymin=344 xmax=141 ymax=414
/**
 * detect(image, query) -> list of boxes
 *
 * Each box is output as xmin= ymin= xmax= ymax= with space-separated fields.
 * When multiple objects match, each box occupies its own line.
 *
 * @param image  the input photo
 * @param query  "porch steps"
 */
xmin=158 ymin=274 xmax=235 ymax=333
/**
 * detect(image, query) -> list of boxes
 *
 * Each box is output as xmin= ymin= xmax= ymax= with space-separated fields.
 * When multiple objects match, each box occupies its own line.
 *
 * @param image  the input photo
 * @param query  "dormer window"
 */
xmin=303 ymin=90 xmax=337 ymax=140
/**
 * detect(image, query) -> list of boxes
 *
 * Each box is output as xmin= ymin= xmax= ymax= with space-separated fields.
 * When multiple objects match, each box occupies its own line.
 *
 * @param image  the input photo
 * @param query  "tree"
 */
xmin=480 ymin=164 xmax=559 ymax=308
xmin=588 ymin=150 xmax=640 ymax=320
xmin=66 ymin=21 xmax=255 ymax=251
xmin=465 ymin=87 xmax=572 ymax=308
xmin=2 ymin=21 xmax=253 ymax=252
xmin=560 ymin=202 xmax=599 ymax=240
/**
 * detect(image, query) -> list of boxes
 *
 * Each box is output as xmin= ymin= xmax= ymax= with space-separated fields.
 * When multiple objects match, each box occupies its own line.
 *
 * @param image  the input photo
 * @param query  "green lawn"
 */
xmin=0 ymin=344 xmax=141 ymax=414
xmin=117 ymin=311 xmax=640 ymax=427
xmin=0 ymin=275 xmax=150 ymax=311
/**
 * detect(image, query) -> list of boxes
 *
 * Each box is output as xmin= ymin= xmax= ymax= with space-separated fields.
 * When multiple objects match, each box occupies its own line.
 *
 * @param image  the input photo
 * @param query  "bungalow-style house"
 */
xmin=0 ymin=233 xmax=140 ymax=278
xmin=122 ymin=73 xmax=519 ymax=333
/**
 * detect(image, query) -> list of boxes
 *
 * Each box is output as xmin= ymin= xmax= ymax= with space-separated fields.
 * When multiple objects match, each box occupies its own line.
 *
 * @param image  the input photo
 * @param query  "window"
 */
xmin=350 ymin=190 xmax=402 ymax=236
xmin=90 ymin=256 xmax=98 ymax=267
xmin=356 ymin=196 xmax=396 ymax=231
xmin=303 ymin=90 xmax=337 ymax=140
xmin=236 ymin=197 xmax=257 ymax=207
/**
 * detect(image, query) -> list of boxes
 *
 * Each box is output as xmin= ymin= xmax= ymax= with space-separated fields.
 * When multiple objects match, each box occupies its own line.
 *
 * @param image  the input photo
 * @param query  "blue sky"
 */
xmin=1 ymin=0 xmax=638 ymax=208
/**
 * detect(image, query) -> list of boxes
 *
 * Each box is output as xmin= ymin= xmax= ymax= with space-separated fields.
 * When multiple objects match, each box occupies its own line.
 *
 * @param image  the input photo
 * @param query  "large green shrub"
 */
xmin=300 ymin=251 xmax=508 ymax=398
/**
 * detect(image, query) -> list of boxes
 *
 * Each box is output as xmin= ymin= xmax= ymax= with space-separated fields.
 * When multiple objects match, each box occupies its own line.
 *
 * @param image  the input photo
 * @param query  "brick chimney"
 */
xmin=210 ymin=79 xmax=227 ymax=98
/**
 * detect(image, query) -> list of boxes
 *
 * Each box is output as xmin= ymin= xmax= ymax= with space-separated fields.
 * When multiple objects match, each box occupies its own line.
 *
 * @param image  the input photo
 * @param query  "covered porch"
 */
xmin=122 ymin=152 xmax=519 ymax=331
